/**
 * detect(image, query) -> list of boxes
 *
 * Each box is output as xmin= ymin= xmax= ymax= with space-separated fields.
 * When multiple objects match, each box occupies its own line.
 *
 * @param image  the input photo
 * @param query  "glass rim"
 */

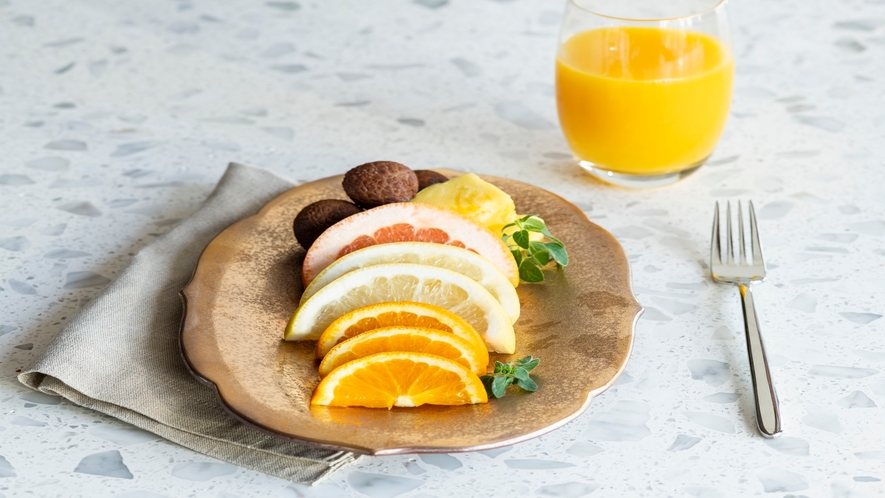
xmin=567 ymin=0 xmax=728 ymax=22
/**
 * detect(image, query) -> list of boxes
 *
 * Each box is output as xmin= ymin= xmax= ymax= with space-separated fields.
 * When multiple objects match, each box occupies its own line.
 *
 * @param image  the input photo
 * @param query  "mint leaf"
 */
xmin=482 ymin=356 xmax=540 ymax=399
xmin=519 ymin=357 xmax=540 ymax=371
xmin=530 ymin=242 xmax=550 ymax=266
xmin=521 ymin=216 xmax=546 ymax=232
xmin=491 ymin=375 xmax=510 ymax=398
xmin=529 ymin=240 xmax=549 ymax=253
xmin=512 ymin=230 xmax=530 ymax=249
xmin=519 ymin=259 xmax=543 ymax=283
xmin=540 ymin=227 xmax=563 ymax=245
xmin=480 ymin=375 xmax=495 ymax=395
xmin=546 ymin=243 xmax=569 ymax=266
xmin=516 ymin=377 xmax=538 ymax=392
xmin=502 ymin=214 xmax=568 ymax=283
xmin=513 ymin=367 xmax=530 ymax=381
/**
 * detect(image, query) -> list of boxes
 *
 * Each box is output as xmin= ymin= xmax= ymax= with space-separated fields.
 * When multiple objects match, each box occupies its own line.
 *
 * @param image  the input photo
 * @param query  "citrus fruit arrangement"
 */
xmin=284 ymin=161 xmax=567 ymax=409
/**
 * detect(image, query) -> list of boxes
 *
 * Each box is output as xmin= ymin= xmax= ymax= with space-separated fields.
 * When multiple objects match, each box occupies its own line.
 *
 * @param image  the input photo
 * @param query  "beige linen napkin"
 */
xmin=18 ymin=162 xmax=357 ymax=484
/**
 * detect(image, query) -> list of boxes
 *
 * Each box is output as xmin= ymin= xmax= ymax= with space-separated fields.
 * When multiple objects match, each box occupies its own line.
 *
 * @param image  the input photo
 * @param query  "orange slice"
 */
xmin=318 ymin=326 xmax=489 ymax=377
xmin=310 ymin=352 xmax=488 ymax=408
xmin=301 ymin=202 xmax=518 ymax=286
xmin=315 ymin=302 xmax=485 ymax=358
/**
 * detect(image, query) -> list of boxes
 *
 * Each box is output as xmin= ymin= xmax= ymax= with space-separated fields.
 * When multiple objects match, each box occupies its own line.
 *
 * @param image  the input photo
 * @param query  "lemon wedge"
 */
xmin=301 ymin=242 xmax=520 ymax=320
xmin=286 ymin=263 xmax=516 ymax=353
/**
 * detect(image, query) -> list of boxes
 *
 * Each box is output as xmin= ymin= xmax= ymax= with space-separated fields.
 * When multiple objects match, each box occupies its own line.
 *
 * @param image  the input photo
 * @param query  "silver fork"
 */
xmin=711 ymin=201 xmax=782 ymax=438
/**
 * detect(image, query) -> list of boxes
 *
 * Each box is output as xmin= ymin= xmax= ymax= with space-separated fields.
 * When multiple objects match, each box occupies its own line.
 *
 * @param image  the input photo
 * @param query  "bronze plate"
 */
xmin=180 ymin=171 xmax=642 ymax=455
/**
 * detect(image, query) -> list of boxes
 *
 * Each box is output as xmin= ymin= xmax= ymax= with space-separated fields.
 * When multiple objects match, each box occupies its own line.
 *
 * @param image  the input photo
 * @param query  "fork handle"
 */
xmin=739 ymin=284 xmax=782 ymax=438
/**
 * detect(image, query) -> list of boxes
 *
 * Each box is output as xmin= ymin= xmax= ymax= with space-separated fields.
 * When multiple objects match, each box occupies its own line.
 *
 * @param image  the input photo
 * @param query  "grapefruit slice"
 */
xmin=301 ymin=202 xmax=517 ymax=286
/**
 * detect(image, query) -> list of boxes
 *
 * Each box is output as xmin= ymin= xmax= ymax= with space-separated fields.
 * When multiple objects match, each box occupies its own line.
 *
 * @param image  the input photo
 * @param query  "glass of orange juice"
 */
xmin=556 ymin=0 xmax=734 ymax=188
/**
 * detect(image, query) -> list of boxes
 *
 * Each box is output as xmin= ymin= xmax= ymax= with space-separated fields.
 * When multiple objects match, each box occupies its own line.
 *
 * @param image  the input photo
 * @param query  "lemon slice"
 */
xmin=286 ymin=263 xmax=516 ymax=353
xmin=300 ymin=242 xmax=520 ymax=322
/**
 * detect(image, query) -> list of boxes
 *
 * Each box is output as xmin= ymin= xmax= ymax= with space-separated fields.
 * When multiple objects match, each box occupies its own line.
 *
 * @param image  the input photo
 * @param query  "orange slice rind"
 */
xmin=315 ymin=301 xmax=485 ymax=359
xmin=310 ymin=352 xmax=488 ymax=408
xmin=318 ymin=326 xmax=489 ymax=377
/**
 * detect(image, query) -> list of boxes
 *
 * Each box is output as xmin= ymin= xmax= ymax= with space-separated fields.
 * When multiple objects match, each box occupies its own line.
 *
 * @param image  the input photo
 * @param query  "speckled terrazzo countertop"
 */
xmin=2 ymin=0 xmax=884 ymax=496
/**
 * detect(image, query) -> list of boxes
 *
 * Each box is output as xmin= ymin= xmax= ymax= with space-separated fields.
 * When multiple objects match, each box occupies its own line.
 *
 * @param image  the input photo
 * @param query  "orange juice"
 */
xmin=556 ymin=26 xmax=734 ymax=175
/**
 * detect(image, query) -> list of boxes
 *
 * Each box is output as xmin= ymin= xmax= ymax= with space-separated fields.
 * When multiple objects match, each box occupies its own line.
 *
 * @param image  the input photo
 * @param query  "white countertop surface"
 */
xmin=2 ymin=0 xmax=885 ymax=496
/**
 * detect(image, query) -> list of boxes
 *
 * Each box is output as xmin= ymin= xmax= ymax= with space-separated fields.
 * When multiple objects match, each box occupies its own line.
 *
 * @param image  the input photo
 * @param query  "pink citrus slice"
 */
xmin=301 ymin=202 xmax=518 ymax=286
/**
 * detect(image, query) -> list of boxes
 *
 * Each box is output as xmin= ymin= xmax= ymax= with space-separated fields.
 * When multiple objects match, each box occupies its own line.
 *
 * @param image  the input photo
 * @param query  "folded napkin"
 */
xmin=18 ymin=162 xmax=358 ymax=484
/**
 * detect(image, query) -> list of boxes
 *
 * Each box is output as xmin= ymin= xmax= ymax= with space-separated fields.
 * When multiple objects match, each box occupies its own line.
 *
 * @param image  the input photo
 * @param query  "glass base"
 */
xmin=577 ymin=158 xmax=706 ymax=189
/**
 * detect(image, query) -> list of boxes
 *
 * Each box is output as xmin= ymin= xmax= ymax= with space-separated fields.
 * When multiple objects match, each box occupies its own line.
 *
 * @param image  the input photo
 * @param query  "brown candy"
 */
xmin=293 ymin=199 xmax=362 ymax=249
xmin=342 ymin=161 xmax=419 ymax=208
xmin=414 ymin=170 xmax=449 ymax=191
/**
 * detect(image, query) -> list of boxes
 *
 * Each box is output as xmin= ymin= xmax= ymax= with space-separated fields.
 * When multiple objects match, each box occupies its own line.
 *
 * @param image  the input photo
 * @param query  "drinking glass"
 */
xmin=556 ymin=0 xmax=734 ymax=188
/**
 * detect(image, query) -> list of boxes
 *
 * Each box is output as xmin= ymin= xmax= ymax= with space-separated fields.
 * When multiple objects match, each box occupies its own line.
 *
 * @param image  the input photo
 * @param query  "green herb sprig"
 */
xmin=501 ymin=215 xmax=569 ymax=283
xmin=480 ymin=356 xmax=540 ymax=398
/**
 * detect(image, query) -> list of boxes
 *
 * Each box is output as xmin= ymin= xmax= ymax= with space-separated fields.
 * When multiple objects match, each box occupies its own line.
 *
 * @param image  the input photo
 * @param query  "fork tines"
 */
xmin=711 ymin=201 xmax=766 ymax=282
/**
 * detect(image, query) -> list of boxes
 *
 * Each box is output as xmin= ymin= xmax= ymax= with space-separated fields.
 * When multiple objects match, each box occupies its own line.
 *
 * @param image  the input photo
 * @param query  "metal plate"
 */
xmin=180 ymin=171 xmax=642 ymax=455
